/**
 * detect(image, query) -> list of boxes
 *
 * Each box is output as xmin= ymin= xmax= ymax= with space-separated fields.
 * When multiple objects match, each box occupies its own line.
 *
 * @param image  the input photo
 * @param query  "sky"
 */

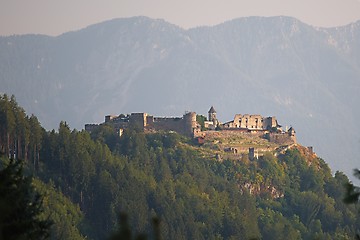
xmin=1 ymin=0 xmax=360 ymax=36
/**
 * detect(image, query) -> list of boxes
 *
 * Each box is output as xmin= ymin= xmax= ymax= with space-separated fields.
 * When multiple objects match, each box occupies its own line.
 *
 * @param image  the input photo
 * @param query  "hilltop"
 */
xmin=1 ymin=16 xmax=359 ymax=180
xmin=0 ymin=94 xmax=359 ymax=239
xmin=85 ymin=106 xmax=299 ymax=162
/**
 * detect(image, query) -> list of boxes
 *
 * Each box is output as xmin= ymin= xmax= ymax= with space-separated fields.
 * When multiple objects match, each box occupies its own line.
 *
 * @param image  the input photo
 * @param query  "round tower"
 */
xmin=183 ymin=112 xmax=197 ymax=136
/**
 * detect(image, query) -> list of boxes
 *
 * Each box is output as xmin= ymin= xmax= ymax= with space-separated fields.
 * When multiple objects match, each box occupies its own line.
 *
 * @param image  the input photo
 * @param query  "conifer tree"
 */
xmin=0 ymin=159 xmax=51 ymax=239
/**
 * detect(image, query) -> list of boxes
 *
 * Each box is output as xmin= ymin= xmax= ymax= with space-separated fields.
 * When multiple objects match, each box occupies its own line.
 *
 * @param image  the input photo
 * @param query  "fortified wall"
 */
xmin=145 ymin=112 xmax=198 ymax=137
xmin=264 ymin=127 xmax=296 ymax=145
xmin=85 ymin=106 xmax=296 ymax=146
xmin=85 ymin=112 xmax=199 ymax=137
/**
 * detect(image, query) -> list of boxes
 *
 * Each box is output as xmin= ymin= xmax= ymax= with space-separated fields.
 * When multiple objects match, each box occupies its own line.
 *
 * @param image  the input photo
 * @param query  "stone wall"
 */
xmin=129 ymin=113 xmax=147 ymax=129
xmin=149 ymin=117 xmax=184 ymax=133
xmin=234 ymin=114 xmax=263 ymax=129
xmin=224 ymin=114 xmax=278 ymax=130
xmin=85 ymin=110 xmax=294 ymax=145
xmin=144 ymin=112 xmax=198 ymax=137
xmin=265 ymin=132 xmax=296 ymax=145
xmin=204 ymin=129 xmax=265 ymax=139
xmin=263 ymin=117 xmax=278 ymax=129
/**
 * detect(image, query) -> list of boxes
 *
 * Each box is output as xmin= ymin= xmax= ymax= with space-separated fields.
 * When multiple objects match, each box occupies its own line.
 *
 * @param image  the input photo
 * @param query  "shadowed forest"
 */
xmin=0 ymin=94 xmax=359 ymax=239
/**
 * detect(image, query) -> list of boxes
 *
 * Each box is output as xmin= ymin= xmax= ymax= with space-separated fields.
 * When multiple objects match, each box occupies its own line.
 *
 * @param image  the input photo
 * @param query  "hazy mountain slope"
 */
xmin=182 ymin=17 xmax=360 ymax=179
xmin=0 ymin=16 xmax=359 ymax=179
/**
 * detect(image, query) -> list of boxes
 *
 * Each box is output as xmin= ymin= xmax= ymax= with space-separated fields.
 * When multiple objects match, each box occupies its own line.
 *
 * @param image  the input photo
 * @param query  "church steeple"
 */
xmin=208 ymin=106 xmax=217 ymax=124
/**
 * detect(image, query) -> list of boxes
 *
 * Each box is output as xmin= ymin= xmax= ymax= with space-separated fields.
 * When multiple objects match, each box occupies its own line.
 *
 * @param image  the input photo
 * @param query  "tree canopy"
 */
xmin=0 ymin=94 xmax=359 ymax=239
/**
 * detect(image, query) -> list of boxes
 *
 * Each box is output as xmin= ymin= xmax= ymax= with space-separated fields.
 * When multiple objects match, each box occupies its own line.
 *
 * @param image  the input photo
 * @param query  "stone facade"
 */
xmin=85 ymin=106 xmax=296 ymax=146
xmin=265 ymin=128 xmax=296 ymax=145
xmin=85 ymin=112 xmax=199 ymax=137
xmin=146 ymin=112 xmax=198 ymax=137
xmin=208 ymin=106 xmax=218 ymax=124
xmin=222 ymin=114 xmax=279 ymax=130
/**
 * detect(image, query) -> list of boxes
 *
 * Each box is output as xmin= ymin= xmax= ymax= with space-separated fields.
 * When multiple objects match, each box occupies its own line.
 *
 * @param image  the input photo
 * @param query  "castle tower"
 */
xmin=288 ymin=127 xmax=297 ymax=144
xmin=183 ymin=112 xmax=197 ymax=137
xmin=208 ymin=106 xmax=217 ymax=125
xmin=129 ymin=113 xmax=148 ymax=130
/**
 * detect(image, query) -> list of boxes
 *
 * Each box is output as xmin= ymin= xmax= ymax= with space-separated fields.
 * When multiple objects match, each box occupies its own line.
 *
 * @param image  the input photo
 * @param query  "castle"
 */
xmin=85 ymin=111 xmax=199 ymax=137
xmin=204 ymin=106 xmax=279 ymax=131
xmin=85 ymin=106 xmax=296 ymax=145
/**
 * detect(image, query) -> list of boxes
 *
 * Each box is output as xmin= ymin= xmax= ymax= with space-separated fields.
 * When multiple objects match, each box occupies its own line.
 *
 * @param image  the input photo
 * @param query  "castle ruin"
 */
xmin=85 ymin=106 xmax=296 ymax=145
xmin=85 ymin=111 xmax=199 ymax=137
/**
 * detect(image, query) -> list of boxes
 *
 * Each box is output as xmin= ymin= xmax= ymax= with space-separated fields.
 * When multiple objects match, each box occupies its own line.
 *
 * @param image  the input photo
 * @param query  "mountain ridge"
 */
xmin=0 ymin=16 xmax=359 ymax=180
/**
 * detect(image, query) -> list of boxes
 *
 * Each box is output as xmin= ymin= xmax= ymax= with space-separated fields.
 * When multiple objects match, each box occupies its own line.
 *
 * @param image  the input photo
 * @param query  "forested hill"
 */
xmin=0 ymin=94 xmax=359 ymax=239
xmin=1 ymin=16 xmax=360 ymax=181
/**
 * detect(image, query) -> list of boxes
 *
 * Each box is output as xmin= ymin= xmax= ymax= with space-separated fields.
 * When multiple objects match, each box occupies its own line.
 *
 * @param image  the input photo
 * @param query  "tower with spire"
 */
xmin=208 ymin=106 xmax=218 ymax=125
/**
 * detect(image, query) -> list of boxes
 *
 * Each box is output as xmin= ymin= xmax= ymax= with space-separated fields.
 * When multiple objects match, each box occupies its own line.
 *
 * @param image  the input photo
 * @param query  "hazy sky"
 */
xmin=1 ymin=0 xmax=360 ymax=36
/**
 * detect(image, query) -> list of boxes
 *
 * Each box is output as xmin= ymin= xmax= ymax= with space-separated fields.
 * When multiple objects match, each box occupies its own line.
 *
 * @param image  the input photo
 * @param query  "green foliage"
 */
xmin=0 ymin=159 xmax=51 ymax=240
xmin=90 ymin=124 xmax=120 ymax=151
xmin=259 ymin=208 xmax=302 ymax=240
xmin=0 ymin=94 xmax=44 ymax=165
xmin=108 ymin=213 xmax=160 ymax=240
xmin=34 ymin=179 xmax=85 ymax=240
xmin=344 ymin=169 xmax=360 ymax=204
xmin=196 ymin=115 xmax=207 ymax=131
xmin=1 ymin=95 xmax=360 ymax=239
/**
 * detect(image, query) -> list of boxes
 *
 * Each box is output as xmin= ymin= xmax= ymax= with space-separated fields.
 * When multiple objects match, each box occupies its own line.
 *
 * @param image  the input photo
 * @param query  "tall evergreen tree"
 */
xmin=0 ymin=159 xmax=52 ymax=239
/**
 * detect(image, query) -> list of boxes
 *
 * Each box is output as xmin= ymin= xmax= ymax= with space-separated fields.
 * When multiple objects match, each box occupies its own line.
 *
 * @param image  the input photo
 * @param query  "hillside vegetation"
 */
xmin=0 ymin=94 xmax=359 ymax=239
xmin=1 ymin=16 xmax=360 ymax=180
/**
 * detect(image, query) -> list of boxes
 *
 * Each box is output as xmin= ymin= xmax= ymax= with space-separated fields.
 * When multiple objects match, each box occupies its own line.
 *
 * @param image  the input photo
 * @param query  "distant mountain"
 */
xmin=1 ymin=16 xmax=360 ymax=179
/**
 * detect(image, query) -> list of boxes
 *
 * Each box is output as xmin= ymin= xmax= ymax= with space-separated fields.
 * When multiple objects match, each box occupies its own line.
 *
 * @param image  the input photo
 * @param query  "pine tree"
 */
xmin=0 ymin=159 xmax=52 ymax=239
